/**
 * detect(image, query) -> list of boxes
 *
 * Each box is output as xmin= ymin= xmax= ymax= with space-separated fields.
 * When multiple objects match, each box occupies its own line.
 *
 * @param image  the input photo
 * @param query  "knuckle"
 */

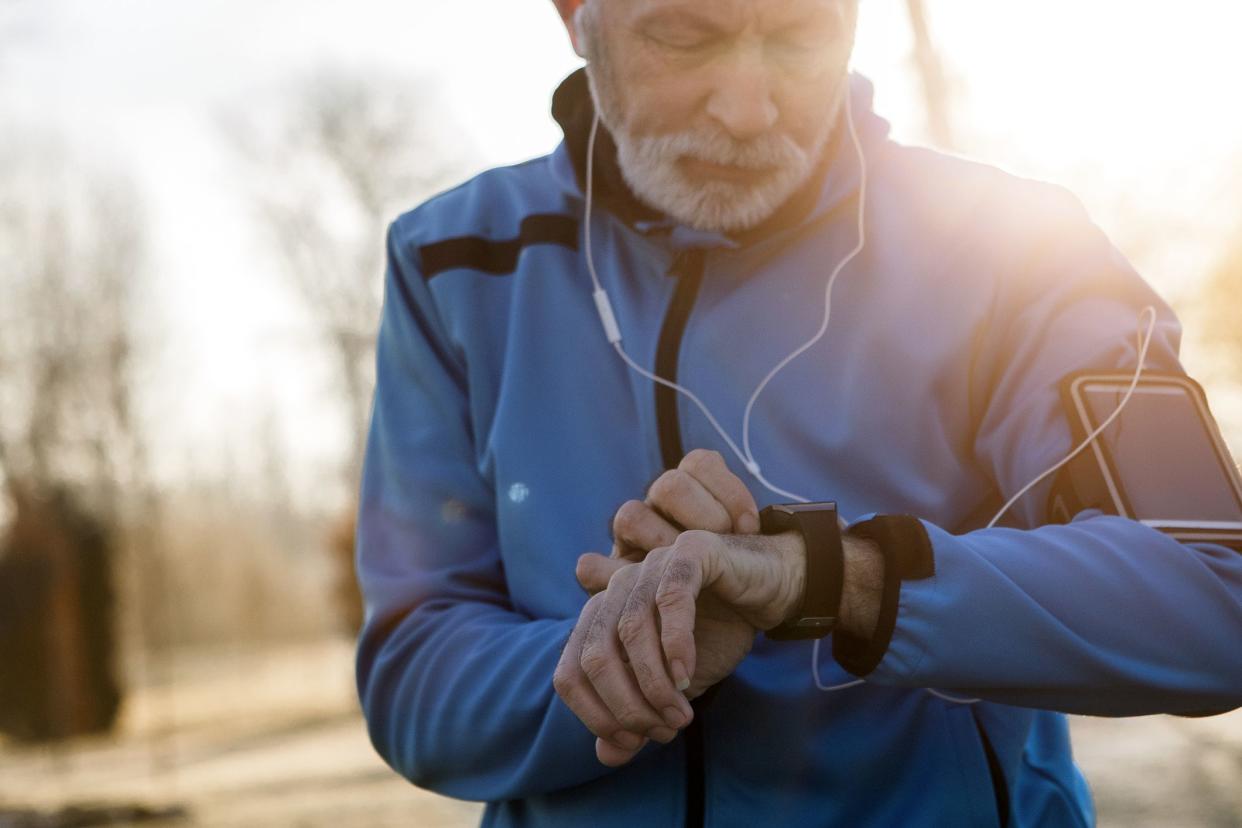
xmin=616 ymin=609 xmax=646 ymax=648
xmin=582 ymin=592 xmax=607 ymax=615
xmin=629 ymin=658 xmax=658 ymax=693
xmin=627 ymin=577 xmax=656 ymax=607
xmin=579 ymin=645 xmax=611 ymax=679
xmin=552 ymin=666 xmax=577 ymax=698
xmin=675 ymin=529 xmax=712 ymax=555
xmin=613 ymin=499 xmax=647 ymax=534
xmin=681 ymin=448 xmax=723 ymax=475
xmin=649 ymin=470 xmax=687 ymax=503
xmin=655 ymin=587 xmax=690 ymax=621
xmin=578 ymin=621 xmax=602 ymax=657
xmin=661 ymin=557 xmax=698 ymax=590
xmin=615 ymin=704 xmax=651 ymax=732
xmin=607 ymin=565 xmax=637 ymax=590
xmin=574 ymin=554 xmax=595 ymax=582
xmin=646 ymin=475 xmax=671 ymax=504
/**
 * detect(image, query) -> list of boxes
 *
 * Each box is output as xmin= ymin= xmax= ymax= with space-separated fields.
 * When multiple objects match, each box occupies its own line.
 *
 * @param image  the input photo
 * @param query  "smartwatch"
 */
xmin=761 ymin=501 xmax=845 ymax=641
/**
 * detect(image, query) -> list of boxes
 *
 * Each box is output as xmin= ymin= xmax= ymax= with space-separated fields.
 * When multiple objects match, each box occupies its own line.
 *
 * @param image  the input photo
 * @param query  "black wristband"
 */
xmin=761 ymin=502 xmax=844 ymax=641
xmin=832 ymin=514 xmax=935 ymax=676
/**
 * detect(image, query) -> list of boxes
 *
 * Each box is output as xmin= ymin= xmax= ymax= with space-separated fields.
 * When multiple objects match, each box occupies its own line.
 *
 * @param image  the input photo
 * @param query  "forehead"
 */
xmin=620 ymin=0 xmax=848 ymax=29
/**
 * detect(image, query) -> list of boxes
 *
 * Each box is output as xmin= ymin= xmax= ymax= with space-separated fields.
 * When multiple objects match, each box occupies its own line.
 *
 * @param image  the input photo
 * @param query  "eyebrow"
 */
xmin=632 ymin=2 xmax=844 ymax=38
xmin=632 ymin=8 xmax=730 ymax=35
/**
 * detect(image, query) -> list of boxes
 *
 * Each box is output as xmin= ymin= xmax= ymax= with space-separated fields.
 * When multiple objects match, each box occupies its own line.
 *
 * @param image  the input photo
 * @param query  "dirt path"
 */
xmin=1 ymin=639 xmax=1238 ymax=826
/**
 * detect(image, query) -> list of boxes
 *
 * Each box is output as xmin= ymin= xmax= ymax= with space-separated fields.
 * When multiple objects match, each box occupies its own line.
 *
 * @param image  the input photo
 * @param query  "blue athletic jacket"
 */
xmin=355 ymin=71 xmax=1242 ymax=827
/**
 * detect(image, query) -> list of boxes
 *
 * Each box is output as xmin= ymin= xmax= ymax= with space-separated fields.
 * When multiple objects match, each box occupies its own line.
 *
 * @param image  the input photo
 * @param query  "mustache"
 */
xmin=633 ymin=128 xmax=807 ymax=172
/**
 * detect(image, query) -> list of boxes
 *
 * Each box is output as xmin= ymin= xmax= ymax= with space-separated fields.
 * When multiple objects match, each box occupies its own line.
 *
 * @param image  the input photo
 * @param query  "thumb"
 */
xmin=576 ymin=552 xmax=628 ymax=594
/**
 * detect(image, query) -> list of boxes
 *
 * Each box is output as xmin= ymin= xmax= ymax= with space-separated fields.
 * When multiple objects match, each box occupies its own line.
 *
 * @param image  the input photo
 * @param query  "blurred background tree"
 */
xmin=905 ymin=0 xmax=956 ymax=151
xmin=228 ymin=69 xmax=461 ymax=492
xmin=1197 ymin=235 xmax=1242 ymax=375
xmin=0 ymin=134 xmax=148 ymax=741
xmin=224 ymin=69 xmax=466 ymax=630
xmin=0 ymin=2 xmax=1237 ymax=823
xmin=0 ymin=140 xmax=147 ymax=515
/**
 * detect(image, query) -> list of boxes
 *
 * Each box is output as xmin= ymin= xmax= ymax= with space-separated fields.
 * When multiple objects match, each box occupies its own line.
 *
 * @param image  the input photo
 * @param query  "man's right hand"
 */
xmin=558 ymin=449 xmax=762 ymax=765
xmin=604 ymin=448 xmax=761 ymax=565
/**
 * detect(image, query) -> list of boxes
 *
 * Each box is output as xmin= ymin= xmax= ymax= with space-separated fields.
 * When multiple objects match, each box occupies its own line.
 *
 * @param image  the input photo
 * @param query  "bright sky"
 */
xmin=3 ymin=0 xmax=1240 ymax=503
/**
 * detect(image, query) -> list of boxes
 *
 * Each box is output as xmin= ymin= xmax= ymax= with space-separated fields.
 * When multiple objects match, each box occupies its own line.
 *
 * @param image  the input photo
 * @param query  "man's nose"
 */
xmin=705 ymin=45 xmax=779 ymax=142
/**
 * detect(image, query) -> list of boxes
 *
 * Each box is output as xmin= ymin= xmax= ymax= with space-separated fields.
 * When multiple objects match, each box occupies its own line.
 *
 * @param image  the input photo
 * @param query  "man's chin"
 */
xmin=672 ymin=197 xmax=783 ymax=235
xmin=677 ymin=156 xmax=776 ymax=188
xmin=618 ymin=151 xmax=802 ymax=234
xmin=660 ymin=179 xmax=788 ymax=235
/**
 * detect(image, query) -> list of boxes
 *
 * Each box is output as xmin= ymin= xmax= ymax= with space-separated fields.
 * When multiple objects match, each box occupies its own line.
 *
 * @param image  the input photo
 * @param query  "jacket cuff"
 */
xmin=832 ymin=514 xmax=935 ymax=676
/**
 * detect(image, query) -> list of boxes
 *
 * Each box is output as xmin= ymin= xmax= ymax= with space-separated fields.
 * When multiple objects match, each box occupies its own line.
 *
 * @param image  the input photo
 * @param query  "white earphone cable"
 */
xmin=739 ymin=92 xmax=869 ymax=492
xmin=582 ymin=84 xmax=1158 ymax=707
xmin=584 ymin=88 xmax=867 ymax=502
xmin=985 ymin=305 xmax=1158 ymax=531
xmin=888 ymin=305 xmax=1158 ymax=707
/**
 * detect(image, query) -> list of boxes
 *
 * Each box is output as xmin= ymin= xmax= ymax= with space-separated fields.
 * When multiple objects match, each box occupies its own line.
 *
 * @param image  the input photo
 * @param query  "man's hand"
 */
xmin=606 ymin=448 xmax=760 ymax=565
xmin=558 ymin=519 xmax=886 ymax=766
xmin=617 ymin=529 xmax=885 ymax=687
xmin=556 ymin=530 xmax=805 ymax=767
xmin=555 ymin=450 xmax=761 ymax=766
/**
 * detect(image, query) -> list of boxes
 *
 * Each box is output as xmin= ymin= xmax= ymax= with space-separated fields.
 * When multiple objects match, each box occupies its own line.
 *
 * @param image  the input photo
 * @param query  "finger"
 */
xmin=655 ymin=533 xmax=713 ymax=692
xmin=596 ymin=735 xmax=648 ymax=767
xmin=647 ymin=469 xmax=731 ymax=534
xmin=679 ymin=449 xmax=760 ymax=534
xmin=618 ymin=551 xmax=694 ymax=728
xmin=553 ymin=595 xmax=646 ymax=752
xmin=576 ymin=552 xmax=629 ymax=594
xmin=611 ymin=499 xmax=680 ymax=559
xmin=579 ymin=571 xmax=675 ymax=739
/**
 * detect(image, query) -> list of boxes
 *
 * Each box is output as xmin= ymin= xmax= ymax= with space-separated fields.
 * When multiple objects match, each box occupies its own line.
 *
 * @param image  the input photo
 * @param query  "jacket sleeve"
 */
xmin=355 ymin=220 xmax=611 ymax=800
xmin=834 ymin=191 xmax=1242 ymax=716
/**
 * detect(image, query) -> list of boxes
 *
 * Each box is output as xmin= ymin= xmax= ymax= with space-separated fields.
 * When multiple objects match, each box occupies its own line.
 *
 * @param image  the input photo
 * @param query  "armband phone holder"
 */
xmin=1049 ymin=372 xmax=1242 ymax=551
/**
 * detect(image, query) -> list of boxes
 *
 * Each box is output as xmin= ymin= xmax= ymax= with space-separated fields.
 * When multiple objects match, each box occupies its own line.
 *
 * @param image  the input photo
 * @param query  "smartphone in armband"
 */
xmin=1048 ymin=372 xmax=1242 ymax=551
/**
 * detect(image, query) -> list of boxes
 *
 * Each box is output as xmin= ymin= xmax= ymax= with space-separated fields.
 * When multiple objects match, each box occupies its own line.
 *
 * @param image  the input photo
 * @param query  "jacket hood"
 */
xmin=548 ymin=67 xmax=892 ymax=250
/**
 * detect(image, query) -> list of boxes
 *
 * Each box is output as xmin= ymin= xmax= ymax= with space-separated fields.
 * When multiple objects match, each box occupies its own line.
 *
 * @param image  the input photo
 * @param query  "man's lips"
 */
xmin=678 ymin=156 xmax=773 ymax=185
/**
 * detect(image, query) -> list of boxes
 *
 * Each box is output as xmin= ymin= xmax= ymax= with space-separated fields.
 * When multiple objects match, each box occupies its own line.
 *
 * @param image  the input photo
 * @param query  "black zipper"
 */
xmin=655 ymin=250 xmax=706 ymax=470
xmin=653 ymin=248 xmax=708 ymax=828
xmin=972 ymin=711 xmax=1011 ymax=827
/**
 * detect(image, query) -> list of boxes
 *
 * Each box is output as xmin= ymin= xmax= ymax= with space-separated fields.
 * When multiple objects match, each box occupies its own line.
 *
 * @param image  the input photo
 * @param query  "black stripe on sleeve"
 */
xmin=418 ymin=214 xmax=579 ymax=281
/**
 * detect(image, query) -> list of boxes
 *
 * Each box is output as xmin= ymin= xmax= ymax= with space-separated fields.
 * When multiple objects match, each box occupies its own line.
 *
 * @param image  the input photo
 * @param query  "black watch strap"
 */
xmin=761 ymin=502 xmax=844 ymax=641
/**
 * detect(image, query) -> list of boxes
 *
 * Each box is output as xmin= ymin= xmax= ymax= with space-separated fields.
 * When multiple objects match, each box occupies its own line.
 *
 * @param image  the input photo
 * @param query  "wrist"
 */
xmin=773 ymin=530 xmax=808 ymax=625
xmin=837 ymin=536 xmax=884 ymax=638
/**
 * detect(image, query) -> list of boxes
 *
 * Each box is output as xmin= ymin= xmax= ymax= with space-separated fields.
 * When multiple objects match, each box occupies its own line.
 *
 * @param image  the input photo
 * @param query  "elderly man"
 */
xmin=355 ymin=0 xmax=1242 ymax=825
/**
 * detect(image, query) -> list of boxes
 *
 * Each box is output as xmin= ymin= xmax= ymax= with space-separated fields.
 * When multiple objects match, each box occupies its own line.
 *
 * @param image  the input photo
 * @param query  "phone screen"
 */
xmin=1080 ymin=381 xmax=1242 ymax=523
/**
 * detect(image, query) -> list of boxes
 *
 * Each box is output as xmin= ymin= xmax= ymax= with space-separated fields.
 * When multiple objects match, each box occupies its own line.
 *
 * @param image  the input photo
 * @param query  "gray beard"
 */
xmin=582 ymin=32 xmax=839 ymax=233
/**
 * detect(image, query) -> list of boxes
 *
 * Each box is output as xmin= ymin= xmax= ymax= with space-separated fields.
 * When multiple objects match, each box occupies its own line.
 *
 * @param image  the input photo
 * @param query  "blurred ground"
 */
xmin=0 ymin=639 xmax=1238 ymax=827
xmin=0 ymin=640 xmax=482 ymax=828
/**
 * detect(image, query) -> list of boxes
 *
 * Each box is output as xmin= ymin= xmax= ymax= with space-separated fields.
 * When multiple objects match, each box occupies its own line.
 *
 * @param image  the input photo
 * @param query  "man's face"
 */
xmin=577 ymin=0 xmax=858 ymax=234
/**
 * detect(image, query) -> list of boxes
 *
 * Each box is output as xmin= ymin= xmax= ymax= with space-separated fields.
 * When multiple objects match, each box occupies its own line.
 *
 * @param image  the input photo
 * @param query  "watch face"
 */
xmin=786 ymin=502 xmax=838 ymax=515
xmin=762 ymin=502 xmax=839 ymax=534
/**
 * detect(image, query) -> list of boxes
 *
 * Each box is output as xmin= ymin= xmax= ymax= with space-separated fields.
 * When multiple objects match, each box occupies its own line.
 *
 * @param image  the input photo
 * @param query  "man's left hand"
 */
xmin=557 ymin=529 xmax=807 ymax=766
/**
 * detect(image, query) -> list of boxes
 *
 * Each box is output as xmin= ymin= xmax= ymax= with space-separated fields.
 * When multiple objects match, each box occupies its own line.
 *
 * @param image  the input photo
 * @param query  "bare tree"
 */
xmin=224 ymin=69 xmax=467 ymax=633
xmin=227 ymin=69 xmax=465 ymax=494
xmin=0 ymin=133 xmax=149 ymax=740
xmin=0 ymin=136 xmax=148 ymax=516
xmin=905 ymin=0 xmax=957 ymax=151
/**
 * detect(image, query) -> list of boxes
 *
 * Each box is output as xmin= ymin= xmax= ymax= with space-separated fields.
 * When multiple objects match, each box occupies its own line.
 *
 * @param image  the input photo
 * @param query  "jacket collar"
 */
xmin=549 ymin=68 xmax=890 ymax=251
